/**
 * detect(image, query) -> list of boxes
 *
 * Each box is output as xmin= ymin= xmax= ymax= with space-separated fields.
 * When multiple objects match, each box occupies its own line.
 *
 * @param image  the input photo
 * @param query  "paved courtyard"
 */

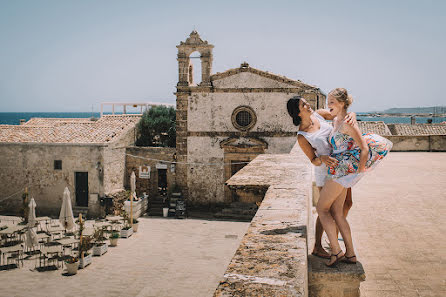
xmin=0 ymin=218 xmax=249 ymax=297
xmin=347 ymin=152 xmax=446 ymax=297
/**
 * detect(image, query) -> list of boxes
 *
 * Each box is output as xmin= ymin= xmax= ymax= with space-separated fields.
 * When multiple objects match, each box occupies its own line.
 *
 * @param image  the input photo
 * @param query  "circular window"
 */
xmin=231 ymin=106 xmax=256 ymax=131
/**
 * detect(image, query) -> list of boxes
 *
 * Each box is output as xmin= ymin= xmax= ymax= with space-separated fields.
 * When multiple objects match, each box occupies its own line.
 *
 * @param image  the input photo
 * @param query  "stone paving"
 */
xmin=342 ymin=152 xmax=446 ymax=297
xmin=0 ymin=218 xmax=249 ymax=297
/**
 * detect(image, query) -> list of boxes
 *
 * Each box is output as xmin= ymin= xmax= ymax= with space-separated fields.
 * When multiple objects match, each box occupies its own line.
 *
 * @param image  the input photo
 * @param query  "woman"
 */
xmin=286 ymin=96 xmax=354 ymax=259
xmin=317 ymin=88 xmax=392 ymax=266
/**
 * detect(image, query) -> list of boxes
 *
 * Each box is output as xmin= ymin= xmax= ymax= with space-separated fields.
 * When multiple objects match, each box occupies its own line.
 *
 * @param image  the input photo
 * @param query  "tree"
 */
xmin=135 ymin=106 xmax=176 ymax=147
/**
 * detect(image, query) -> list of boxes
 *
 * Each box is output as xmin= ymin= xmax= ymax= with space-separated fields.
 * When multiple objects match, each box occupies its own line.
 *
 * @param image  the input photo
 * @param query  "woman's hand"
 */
xmin=319 ymin=155 xmax=338 ymax=167
xmin=344 ymin=112 xmax=357 ymax=126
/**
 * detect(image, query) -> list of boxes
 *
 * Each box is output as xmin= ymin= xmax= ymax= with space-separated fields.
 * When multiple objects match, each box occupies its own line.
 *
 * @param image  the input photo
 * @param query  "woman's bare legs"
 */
xmin=335 ymin=187 xmax=353 ymax=238
xmin=317 ymin=180 xmax=349 ymax=264
xmin=331 ymin=187 xmax=356 ymax=260
xmin=313 ymin=187 xmax=330 ymax=257
xmin=314 ymin=187 xmax=353 ymax=256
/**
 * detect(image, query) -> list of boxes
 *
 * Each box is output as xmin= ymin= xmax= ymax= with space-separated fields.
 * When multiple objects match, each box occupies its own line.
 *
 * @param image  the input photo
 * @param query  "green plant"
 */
xmin=132 ymin=218 xmax=139 ymax=224
xmin=93 ymin=228 xmax=107 ymax=244
xmin=65 ymin=256 xmax=78 ymax=264
xmin=110 ymin=232 xmax=120 ymax=239
xmin=135 ymin=106 xmax=176 ymax=147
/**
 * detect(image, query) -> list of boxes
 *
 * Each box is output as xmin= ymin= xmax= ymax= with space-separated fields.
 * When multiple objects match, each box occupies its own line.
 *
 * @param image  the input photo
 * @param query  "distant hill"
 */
xmin=382 ymin=106 xmax=446 ymax=114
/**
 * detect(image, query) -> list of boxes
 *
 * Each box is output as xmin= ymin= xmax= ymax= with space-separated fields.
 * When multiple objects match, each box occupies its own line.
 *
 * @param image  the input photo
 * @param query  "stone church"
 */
xmin=174 ymin=31 xmax=325 ymax=206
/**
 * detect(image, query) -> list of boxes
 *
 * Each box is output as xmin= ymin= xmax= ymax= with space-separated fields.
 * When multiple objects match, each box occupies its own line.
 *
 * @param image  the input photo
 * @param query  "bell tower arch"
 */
xmin=176 ymin=31 xmax=214 ymax=87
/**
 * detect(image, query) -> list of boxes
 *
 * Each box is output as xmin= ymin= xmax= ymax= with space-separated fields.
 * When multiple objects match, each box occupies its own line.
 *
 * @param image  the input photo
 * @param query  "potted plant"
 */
xmin=109 ymin=231 xmax=119 ymax=247
xmin=65 ymin=256 xmax=79 ymax=275
xmin=77 ymin=216 xmax=92 ymax=269
xmin=78 ymin=236 xmax=93 ymax=269
xmin=120 ymin=211 xmax=133 ymax=238
xmin=132 ymin=218 xmax=139 ymax=232
xmin=92 ymin=228 xmax=108 ymax=256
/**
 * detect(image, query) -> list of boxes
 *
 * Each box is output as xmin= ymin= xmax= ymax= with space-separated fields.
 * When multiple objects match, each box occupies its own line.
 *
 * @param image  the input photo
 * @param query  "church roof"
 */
xmin=0 ymin=115 xmax=141 ymax=144
xmin=210 ymin=63 xmax=321 ymax=91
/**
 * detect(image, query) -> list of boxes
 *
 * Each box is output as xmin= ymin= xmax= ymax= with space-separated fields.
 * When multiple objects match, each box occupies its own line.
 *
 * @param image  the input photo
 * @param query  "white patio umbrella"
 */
xmin=59 ymin=187 xmax=75 ymax=231
xmin=130 ymin=171 xmax=136 ymax=226
xmin=27 ymin=197 xmax=37 ymax=228
xmin=25 ymin=197 xmax=38 ymax=249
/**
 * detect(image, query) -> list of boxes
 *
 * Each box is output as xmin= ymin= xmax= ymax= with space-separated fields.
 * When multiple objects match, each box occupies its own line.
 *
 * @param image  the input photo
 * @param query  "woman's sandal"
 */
xmin=311 ymin=251 xmax=331 ymax=259
xmin=326 ymin=250 xmax=345 ymax=267
xmin=341 ymin=255 xmax=357 ymax=264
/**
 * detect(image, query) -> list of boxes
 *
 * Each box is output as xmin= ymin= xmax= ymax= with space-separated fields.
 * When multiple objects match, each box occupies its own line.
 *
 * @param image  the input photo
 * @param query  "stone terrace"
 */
xmin=0 ymin=218 xmax=249 ymax=297
xmin=0 ymin=115 xmax=141 ymax=143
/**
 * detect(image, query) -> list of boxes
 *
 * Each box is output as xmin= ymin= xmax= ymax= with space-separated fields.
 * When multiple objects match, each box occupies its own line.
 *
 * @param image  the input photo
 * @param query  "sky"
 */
xmin=0 ymin=0 xmax=445 ymax=112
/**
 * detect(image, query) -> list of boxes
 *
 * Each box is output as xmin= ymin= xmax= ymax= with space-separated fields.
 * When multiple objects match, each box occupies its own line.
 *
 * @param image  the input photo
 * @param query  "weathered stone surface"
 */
xmin=214 ymin=143 xmax=311 ymax=296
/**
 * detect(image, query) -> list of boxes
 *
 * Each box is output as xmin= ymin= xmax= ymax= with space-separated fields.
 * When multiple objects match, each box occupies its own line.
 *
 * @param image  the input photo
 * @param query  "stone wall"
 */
xmin=0 ymin=124 xmax=137 ymax=217
xmin=387 ymin=135 xmax=446 ymax=151
xmin=125 ymin=146 xmax=176 ymax=197
xmin=214 ymin=142 xmax=312 ymax=296
xmin=103 ymin=125 xmax=137 ymax=194
xmin=0 ymin=142 xmax=105 ymax=216
xmin=181 ymin=88 xmax=319 ymax=206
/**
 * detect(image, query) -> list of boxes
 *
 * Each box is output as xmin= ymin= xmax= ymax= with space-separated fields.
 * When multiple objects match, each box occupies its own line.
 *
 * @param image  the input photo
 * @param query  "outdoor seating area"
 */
xmin=0 ymin=214 xmax=138 ymax=274
xmin=0 ymin=185 xmax=140 ymax=276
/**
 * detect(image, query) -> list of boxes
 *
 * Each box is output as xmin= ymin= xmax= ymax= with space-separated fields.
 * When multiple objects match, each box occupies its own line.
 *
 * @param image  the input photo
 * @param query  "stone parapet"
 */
xmin=308 ymin=255 xmax=365 ymax=297
xmin=215 ymin=143 xmax=312 ymax=296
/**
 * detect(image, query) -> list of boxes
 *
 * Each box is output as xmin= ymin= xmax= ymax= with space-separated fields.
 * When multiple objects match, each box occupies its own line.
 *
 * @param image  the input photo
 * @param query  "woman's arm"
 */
xmin=316 ymin=109 xmax=357 ymax=125
xmin=342 ymin=122 xmax=369 ymax=172
xmin=297 ymin=135 xmax=322 ymax=166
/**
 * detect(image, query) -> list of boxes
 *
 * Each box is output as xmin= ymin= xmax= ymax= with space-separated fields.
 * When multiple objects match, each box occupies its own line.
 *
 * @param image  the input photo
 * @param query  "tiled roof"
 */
xmin=387 ymin=124 xmax=446 ymax=136
xmin=358 ymin=121 xmax=392 ymax=136
xmin=0 ymin=115 xmax=141 ymax=144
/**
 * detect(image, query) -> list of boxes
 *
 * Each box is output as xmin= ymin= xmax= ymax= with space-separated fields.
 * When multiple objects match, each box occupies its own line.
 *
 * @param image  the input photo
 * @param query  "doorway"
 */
xmin=157 ymin=169 xmax=167 ymax=195
xmin=75 ymin=172 xmax=89 ymax=207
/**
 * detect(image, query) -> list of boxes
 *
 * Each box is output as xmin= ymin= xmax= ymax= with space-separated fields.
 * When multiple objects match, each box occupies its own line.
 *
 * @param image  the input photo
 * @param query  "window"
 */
xmin=231 ymin=106 xmax=256 ymax=131
xmin=54 ymin=160 xmax=62 ymax=170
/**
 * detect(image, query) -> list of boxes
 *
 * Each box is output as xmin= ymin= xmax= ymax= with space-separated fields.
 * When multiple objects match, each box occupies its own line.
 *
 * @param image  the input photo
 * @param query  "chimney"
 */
xmin=19 ymin=119 xmax=26 ymax=125
xmin=410 ymin=116 xmax=416 ymax=125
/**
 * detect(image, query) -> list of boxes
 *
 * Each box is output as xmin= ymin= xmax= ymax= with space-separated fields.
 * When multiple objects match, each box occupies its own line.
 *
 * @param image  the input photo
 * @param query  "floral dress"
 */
xmin=327 ymin=123 xmax=393 ymax=187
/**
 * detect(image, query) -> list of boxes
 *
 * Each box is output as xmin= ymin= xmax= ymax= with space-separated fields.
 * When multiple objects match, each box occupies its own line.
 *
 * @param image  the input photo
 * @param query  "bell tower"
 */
xmin=176 ymin=31 xmax=214 ymax=87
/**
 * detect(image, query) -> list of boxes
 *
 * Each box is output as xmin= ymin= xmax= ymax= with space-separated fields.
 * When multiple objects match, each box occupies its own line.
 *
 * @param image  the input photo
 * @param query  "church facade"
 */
xmin=174 ymin=31 xmax=325 ymax=206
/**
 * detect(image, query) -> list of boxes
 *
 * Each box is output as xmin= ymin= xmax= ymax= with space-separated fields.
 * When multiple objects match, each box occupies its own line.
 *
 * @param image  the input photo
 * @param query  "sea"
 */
xmin=0 ymin=112 xmax=445 ymax=125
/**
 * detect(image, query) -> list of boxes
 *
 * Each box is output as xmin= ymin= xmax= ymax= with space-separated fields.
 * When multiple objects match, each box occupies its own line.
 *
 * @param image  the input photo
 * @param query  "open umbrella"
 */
xmin=59 ymin=187 xmax=75 ymax=231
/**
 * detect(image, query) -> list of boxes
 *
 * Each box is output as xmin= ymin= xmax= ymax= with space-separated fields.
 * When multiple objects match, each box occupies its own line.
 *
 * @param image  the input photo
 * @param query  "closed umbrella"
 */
xmin=28 ymin=197 xmax=37 ymax=228
xmin=25 ymin=197 xmax=38 ymax=249
xmin=59 ymin=187 xmax=75 ymax=231
xmin=25 ymin=228 xmax=38 ymax=249
xmin=130 ymin=171 xmax=136 ymax=227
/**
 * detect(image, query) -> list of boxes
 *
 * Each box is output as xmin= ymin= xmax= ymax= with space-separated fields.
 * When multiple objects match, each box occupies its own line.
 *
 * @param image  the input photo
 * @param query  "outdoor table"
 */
xmin=93 ymin=221 xmax=113 ymax=231
xmin=0 ymin=244 xmax=23 ymax=266
xmin=0 ymin=216 xmax=23 ymax=224
xmin=105 ymin=216 xmax=124 ymax=222
xmin=36 ymin=232 xmax=50 ymax=243
xmin=0 ymin=226 xmax=27 ymax=242
xmin=39 ymin=244 xmax=62 ymax=269
xmin=55 ymin=237 xmax=79 ymax=248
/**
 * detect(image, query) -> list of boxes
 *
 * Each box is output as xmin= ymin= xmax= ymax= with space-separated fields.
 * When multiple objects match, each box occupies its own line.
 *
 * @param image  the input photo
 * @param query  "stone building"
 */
xmin=174 ymin=31 xmax=326 ymax=206
xmin=0 ymin=115 xmax=140 ymax=217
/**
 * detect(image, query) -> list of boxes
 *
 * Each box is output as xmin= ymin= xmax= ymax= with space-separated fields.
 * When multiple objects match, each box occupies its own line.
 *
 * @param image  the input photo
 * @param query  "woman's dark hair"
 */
xmin=287 ymin=96 xmax=302 ymax=126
